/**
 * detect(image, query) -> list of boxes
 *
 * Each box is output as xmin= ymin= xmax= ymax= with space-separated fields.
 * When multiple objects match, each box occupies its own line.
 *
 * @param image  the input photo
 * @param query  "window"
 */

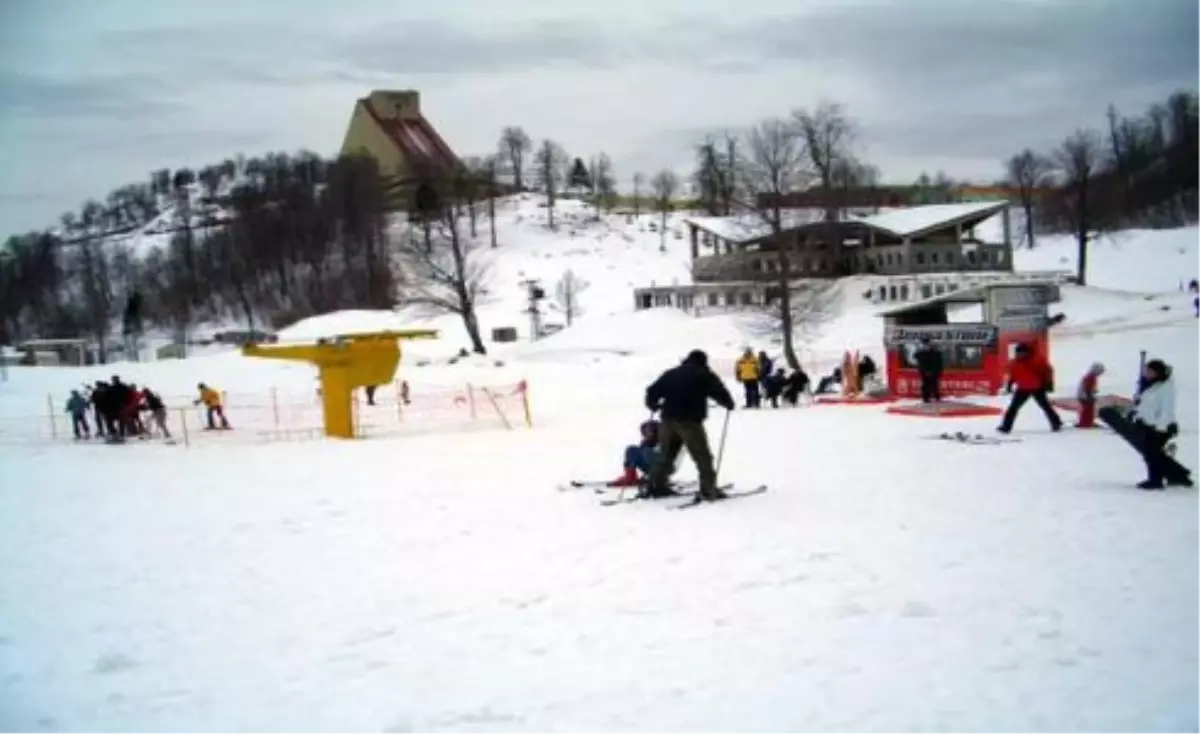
xmin=639 ymin=293 xmax=652 ymax=309
xmin=889 ymin=285 xmax=898 ymax=300
xmin=878 ymin=285 xmax=887 ymax=301
xmin=931 ymin=252 xmax=939 ymax=265
xmin=707 ymin=293 xmax=719 ymax=307
xmin=995 ymin=249 xmax=1006 ymax=264
xmin=915 ymin=252 xmax=926 ymax=265
xmin=725 ymin=291 xmax=737 ymax=306
xmin=935 ymin=284 xmax=946 ymax=295
xmin=921 ymin=284 xmax=933 ymax=299
xmin=900 ymin=284 xmax=910 ymax=300
xmin=740 ymin=291 xmax=753 ymax=306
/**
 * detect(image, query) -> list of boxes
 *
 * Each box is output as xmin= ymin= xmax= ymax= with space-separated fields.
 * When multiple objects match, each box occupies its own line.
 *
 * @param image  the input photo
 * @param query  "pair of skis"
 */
xmin=558 ymin=479 xmax=768 ymax=509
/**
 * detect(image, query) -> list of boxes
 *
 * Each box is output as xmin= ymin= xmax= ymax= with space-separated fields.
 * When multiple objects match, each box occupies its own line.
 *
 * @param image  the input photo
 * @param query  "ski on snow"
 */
xmin=597 ymin=482 xmax=730 ymax=506
xmin=929 ymin=431 xmax=1023 ymax=446
xmin=667 ymin=485 xmax=769 ymax=510
xmin=559 ymin=479 xmax=702 ymax=494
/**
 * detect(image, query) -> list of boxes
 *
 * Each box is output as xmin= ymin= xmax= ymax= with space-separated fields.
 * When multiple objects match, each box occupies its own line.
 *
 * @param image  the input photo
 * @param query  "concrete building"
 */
xmin=632 ymin=201 xmax=1050 ymax=313
xmin=339 ymin=90 xmax=461 ymax=205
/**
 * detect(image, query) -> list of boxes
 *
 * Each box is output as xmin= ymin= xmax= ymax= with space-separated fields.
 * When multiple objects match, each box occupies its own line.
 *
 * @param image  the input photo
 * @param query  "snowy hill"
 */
xmin=0 ymin=199 xmax=1196 ymax=730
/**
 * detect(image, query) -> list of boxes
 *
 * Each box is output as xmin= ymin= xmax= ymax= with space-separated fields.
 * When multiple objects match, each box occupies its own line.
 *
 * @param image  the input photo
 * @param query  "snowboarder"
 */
xmin=1129 ymin=359 xmax=1185 ymax=489
xmin=913 ymin=337 xmax=943 ymax=403
xmin=997 ymin=342 xmax=1062 ymax=434
xmin=735 ymin=348 xmax=761 ymax=408
xmin=645 ymin=350 xmax=736 ymax=501
xmin=65 ymin=390 xmax=90 ymax=439
xmin=609 ymin=419 xmax=664 ymax=487
xmin=195 ymin=383 xmax=231 ymax=430
xmin=1075 ymin=362 xmax=1105 ymax=428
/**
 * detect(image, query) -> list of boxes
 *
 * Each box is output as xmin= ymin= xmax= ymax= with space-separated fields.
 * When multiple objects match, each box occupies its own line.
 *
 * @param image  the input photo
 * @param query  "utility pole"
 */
xmin=522 ymin=279 xmax=545 ymax=341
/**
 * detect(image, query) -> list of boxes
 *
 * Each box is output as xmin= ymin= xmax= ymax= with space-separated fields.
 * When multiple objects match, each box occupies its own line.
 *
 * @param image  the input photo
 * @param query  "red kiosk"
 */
xmin=879 ymin=281 xmax=1061 ymax=399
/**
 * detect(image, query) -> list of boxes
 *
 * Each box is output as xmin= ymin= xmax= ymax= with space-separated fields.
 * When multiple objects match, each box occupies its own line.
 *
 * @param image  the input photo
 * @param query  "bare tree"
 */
xmin=483 ymin=156 xmax=499 ymax=249
xmin=554 ymin=268 xmax=589 ymax=327
xmin=733 ymin=117 xmax=811 ymax=369
xmin=395 ymin=174 xmax=491 ymax=354
xmin=499 ymin=126 xmax=532 ymax=190
xmin=1005 ymin=149 xmax=1052 ymax=248
xmin=1054 ymin=129 xmax=1105 ymax=286
xmin=588 ymin=153 xmax=615 ymax=218
xmin=632 ymin=171 xmax=644 ymax=219
xmin=650 ymin=169 xmax=678 ymax=253
xmin=535 ymin=139 xmax=567 ymax=230
xmin=792 ymin=102 xmax=856 ymax=221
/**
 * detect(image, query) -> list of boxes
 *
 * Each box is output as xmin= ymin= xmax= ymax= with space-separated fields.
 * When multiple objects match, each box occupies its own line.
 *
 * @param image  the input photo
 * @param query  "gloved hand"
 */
xmin=1046 ymin=381 xmax=1054 ymax=393
xmin=1167 ymin=422 xmax=1179 ymax=439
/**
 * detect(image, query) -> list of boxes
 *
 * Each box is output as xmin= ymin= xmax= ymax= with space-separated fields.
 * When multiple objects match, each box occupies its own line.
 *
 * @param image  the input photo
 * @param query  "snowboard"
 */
xmin=1098 ymin=405 xmax=1192 ymax=486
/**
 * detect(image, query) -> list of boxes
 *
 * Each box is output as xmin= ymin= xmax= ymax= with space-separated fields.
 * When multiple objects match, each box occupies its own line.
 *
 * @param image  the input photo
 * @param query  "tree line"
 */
xmin=1004 ymin=89 xmax=1197 ymax=283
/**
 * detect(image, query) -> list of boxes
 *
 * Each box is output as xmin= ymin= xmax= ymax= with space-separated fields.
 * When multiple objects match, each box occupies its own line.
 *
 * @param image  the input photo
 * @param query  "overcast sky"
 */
xmin=1 ymin=0 xmax=1196 ymax=234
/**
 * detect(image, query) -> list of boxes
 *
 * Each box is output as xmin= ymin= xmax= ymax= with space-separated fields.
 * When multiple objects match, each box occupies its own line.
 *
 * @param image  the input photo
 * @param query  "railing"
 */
xmin=0 ymin=380 xmax=532 ymax=448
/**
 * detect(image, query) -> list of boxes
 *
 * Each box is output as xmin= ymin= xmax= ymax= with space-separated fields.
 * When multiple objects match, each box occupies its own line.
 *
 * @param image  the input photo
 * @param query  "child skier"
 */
xmin=609 ymin=420 xmax=662 ymax=487
xmin=65 ymin=390 xmax=90 ymax=439
xmin=1075 ymin=362 xmax=1105 ymax=428
xmin=195 ymin=383 xmax=231 ymax=430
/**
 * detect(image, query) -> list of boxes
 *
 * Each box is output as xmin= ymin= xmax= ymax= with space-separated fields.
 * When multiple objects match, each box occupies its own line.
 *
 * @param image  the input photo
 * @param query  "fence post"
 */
xmin=481 ymin=387 xmax=512 ymax=430
xmin=179 ymin=407 xmax=190 ymax=447
xmin=519 ymin=380 xmax=532 ymax=428
xmin=46 ymin=393 xmax=58 ymax=440
xmin=467 ymin=384 xmax=477 ymax=420
xmin=271 ymin=387 xmax=279 ymax=429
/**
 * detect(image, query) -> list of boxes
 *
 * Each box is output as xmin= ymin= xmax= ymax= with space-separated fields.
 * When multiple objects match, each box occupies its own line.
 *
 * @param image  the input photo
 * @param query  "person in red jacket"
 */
xmin=998 ymin=342 xmax=1063 ymax=433
xmin=1075 ymin=362 xmax=1105 ymax=428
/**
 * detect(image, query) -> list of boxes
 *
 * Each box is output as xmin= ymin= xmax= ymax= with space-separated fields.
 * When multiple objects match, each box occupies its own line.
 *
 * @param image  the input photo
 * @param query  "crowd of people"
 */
xmin=63 ymin=379 xmax=229 ymax=442
xmin=606 ymin=340 xmax=1189 ymax=498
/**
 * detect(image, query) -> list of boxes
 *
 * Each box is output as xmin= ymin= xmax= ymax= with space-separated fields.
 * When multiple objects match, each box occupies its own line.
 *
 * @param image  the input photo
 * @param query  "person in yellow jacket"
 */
xmin=194 ymin=382 xmax=231 ymax=430
xmin=734 ymin=348 xmax=762 ymax=408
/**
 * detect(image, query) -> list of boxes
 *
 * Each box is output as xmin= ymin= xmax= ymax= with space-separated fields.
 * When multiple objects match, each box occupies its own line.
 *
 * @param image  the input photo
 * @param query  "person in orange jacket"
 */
xmin=998 ymin=342 xmax=1063 ymax=434
xmin=194 ymin=382 xmax=231 ymax=430
xmin=1075 ymin=362 xmax=1105 ymax=428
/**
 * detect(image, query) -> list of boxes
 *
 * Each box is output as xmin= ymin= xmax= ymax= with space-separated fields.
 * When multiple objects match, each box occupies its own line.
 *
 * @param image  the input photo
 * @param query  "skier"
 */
xmin=1129 ymin=359 xmax=1188 ymax=489
xmin=913 ymin=337 xmax=943 ymax=403
xmin=997 ymin=342 xmax=1063 ymax=434
xmin=88 ymin=381 xmax=107 ymax=439
xmin=782 ymin=368 xmax=810 ymax=406
xmin=107 ymin=376 xmax=132 ymax=438
xmin=645 ymin=349 xmax=736 ymax=501
xmin=195 ymin=383 xmax=231 ymax=430
xmin=1075 ymin=362 xmax=1105 ymax=428
xmin=735 ymin=348 xmax=761 ymax=408
xmin=65 ymin=390 xmax=90 ymax=439
xmin=857 ymin=354 xmax=878 ymax=392
xmin=763 ymin=368 xmax=787 ymax=408
xmin=142 ymin=387 xmax=171 ymax=439
xmin=609 ymin=419 xmax=663 ymax=487
xmin=757 ymin=351 xmax=773 ymax=392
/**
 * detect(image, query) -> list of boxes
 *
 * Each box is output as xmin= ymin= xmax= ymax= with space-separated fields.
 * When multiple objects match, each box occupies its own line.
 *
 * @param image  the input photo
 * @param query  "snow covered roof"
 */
xmin=853 ymin=201 xmax=1008 ymax=239
xmin=683 ymin=210 xmax=829 ymax=243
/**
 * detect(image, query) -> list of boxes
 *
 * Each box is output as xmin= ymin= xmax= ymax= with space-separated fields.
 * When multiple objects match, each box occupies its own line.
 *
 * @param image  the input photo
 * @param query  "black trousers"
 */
xmin=741 ymin=380 xmax=760 ymax=408
xmin=93 ymin=408 xmax=106 ymax=436
xmin=1000 ymin=389 xmax=1062 ymax=430
xmin=71 ymin=413 xmax=90 ymax=439
xmin=1140 ymin=424 xmax=1172 ymax=486
xmin=919 ymin=373 xmax=941 ymax=403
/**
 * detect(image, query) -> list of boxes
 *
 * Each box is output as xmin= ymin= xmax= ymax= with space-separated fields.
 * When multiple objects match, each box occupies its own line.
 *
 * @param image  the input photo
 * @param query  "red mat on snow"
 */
xmin=1051 ymin=393 xmax=1134 ymax=413
xmin=814 ymin=394 xmax=897 ymax=405
xmin=886 ymin=400 xmax=1003 ymax=418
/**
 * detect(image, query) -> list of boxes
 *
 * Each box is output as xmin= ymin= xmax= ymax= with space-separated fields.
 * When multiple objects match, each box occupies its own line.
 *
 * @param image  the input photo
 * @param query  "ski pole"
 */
xmin=714 ymin=408 xmax=731 ymax=482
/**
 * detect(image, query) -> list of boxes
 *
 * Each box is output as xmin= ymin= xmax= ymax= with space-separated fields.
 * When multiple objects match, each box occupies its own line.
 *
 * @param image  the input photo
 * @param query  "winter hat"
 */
xmin=684 ymin=349 xmax=709 ymax=367
xmin=1145 ymin=359 xmax=1169 ymax=379
xmin=639 ymin=419 xmax=659 ymax=437
xmin=1089 ymin=362 xmax=1106 ymax=375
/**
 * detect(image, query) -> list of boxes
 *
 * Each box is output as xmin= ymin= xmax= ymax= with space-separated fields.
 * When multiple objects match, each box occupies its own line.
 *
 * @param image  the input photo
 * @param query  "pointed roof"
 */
xmin=358 ymin=90 xmax=460 ymax=172
xmin=853 ymin=201 xmax=1008 ymax=239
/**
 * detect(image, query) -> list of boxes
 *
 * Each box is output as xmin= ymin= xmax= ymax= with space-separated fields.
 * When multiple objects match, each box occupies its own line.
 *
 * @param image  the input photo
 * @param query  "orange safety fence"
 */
xmin=0 ymin=380 xmax=533 ymax=448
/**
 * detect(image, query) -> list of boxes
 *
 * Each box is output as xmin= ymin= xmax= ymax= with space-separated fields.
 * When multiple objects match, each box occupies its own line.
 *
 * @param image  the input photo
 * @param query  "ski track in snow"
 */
xmin=0 ymin=201 xmax=1196 ymax=731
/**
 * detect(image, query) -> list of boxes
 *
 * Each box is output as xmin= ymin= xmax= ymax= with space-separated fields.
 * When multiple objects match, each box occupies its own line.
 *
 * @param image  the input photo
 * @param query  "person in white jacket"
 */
xmin=1129 ymin=359 xmax=1187 ymax=489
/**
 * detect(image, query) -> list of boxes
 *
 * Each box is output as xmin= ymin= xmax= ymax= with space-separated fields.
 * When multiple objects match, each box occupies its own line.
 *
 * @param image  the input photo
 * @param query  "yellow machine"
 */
xmin=243 ymin=329 xmax=438 ymax=438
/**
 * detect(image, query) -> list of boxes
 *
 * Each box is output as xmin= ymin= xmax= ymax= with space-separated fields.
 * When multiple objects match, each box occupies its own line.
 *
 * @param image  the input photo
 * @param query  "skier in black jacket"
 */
xmin=644 ymin=349 xmax=736 ymax=501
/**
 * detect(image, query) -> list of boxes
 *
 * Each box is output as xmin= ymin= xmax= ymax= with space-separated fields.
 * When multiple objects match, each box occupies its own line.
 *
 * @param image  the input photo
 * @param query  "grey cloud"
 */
xmin=334 ymin=19 xmax=625 ymax=75
xmin=0 ymin=71 xmax=183 ymax=119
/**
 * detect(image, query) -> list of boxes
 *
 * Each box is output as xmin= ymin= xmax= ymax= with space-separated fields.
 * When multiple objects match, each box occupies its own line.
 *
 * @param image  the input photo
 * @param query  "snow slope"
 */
xmin=0 ymin=206 xmax=1197 ymax=731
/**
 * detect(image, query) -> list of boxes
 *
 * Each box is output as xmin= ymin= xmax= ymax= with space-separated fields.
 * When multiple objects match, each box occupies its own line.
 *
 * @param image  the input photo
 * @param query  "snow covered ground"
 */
xmin=0 ymin=200 xmax=1197 ymax=731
